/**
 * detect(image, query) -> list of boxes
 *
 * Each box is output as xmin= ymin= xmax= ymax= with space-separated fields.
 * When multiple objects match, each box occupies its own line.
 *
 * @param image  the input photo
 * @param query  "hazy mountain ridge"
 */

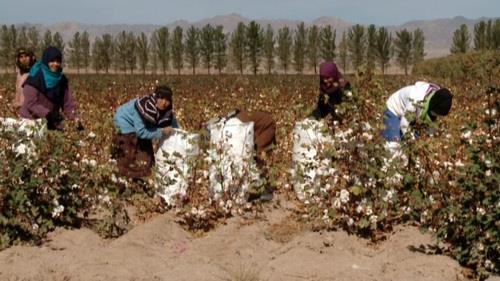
xmin=5 ymin=14 xmax=499 ymax=58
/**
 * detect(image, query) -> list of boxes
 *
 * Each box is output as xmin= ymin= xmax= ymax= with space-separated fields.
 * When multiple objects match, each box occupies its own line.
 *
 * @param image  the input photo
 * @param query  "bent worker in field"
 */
xmin=113 ymin=85 xmax=179 ymax=179
xmin=236 ymin=110 xmax=276 ymax=162
xmin=205 ymin=109 xmax=276 ymax=200
xmin=15 ymin=48 xmax=36 ymax=111
xmin=310 ymin=61 xmax=351 ymax=123
xmin=210 ymin=109 xmax=276 ymax=163
xmin=382 ymin=81 xmax=453 ymax=154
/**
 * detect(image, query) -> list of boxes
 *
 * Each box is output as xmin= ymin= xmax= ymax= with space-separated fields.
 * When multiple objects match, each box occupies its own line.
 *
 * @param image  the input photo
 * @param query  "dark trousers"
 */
xmin=113 ymin=133 xmax=155 ymax=179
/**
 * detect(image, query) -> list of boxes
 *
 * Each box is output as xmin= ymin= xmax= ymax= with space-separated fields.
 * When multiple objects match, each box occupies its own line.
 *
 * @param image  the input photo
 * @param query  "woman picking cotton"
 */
xmin=381 ymin=81 xmax=453 ymax=157
xmin=310 ymin=61 xmax=351 ymax=123
xmin=20 ymin=46 xmax=77 ymax=130
xmin=15 ymin=48 xmax=36 ymax=111
xmin=113 ymin=86 xmax=179 ymax=179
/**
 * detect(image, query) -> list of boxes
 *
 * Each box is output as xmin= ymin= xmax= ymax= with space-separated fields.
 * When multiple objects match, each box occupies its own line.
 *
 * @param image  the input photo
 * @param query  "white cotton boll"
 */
xmin=388 ymin=172 xmax=403 ymax=185
xmin=443 ymin=161 xmax=453 ymax=168
xmin=52 ymin=204 xmax=65 ymax=218
xmin=333 ymin=198 xmax=342 ymax=209
xmin=448 ymin=213 xmax=455 ymax=222
xmin=102 ymin=195 xmax=111 ymax=204
xmin=485 ymin=260 xmax=494 ymax=270
xmin=421 ymin=211 xmax=428 ymax=223
xmin=369 ymin=215 xmax=378 ymax=224
xmin=454 ymin=160 xmax=465 ymax=167
xmin=356 ymin=205 xmax=364 ymax=214
xmin=362 ymin=132 xmax=373 ymax=140
xmin=347 ymin=217 xmax=354 ymax=226
xmin=363 ymin=122 xmax=372 ymax=131
xmin=89 ymin=159 xmax=97 ymax=167
xmin=340 ymin=189 xmax=350 ymax=203
xmin=476 ymin=207 xmax=486 ymax=216
xmin=88 ymin=132 xmax=96 ymax=139
xmin=484 ymin=160 xmax=492 ymax=168
xmin=383 ymin=189 xmax=395 ymax=202
xmin=13 ymin=143 xmax=28 ymax=156
xmin=366 ymin=206 xmax=373 ymax=216
xmin=485 ymin=109 xmax=497 ymax=116
xmin=485 ymin=170 xmax=492 ymax=177
xmin=461 ymin=131 xmax=472 ymax=139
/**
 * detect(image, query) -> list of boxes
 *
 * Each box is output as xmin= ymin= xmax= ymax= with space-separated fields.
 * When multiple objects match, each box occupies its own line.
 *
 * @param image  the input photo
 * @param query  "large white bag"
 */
xmin=155 ymin=129 xmax=200 ymax=206
xmin=291 ymin=118 xmax=333 ymax=201
xmin=206 ymin=117 xmax=260 ymax=202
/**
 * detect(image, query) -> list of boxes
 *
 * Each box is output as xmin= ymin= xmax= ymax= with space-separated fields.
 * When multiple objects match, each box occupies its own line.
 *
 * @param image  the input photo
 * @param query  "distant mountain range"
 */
xmin=7 ymin=14 xmax=499 ymax=58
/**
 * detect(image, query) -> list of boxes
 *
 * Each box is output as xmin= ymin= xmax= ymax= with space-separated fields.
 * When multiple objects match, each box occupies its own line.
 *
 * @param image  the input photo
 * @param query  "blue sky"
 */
xmin=1 ymin=0 xmax=498 ymax=25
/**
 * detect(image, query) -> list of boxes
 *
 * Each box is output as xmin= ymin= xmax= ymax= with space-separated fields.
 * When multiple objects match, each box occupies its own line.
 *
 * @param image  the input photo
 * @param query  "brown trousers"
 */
xmin=236 ymin=111 xmax=276 ymax=153
xmin=112 ymin=133 xmax=155 ymax=179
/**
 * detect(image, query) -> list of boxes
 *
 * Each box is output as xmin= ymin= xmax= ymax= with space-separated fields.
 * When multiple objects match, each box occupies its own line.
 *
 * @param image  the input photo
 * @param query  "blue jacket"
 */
xmin=114 ymin=98 xmax=179 ymax=139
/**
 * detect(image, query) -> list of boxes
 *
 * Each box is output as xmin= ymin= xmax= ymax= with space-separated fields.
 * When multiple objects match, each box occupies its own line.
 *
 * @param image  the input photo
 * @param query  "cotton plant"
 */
xmin=1 ymin=118 xmax=46 ymax=161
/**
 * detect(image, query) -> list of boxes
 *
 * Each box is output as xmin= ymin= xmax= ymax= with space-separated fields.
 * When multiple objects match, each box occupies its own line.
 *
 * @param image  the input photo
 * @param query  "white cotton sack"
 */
xmin=155 ymin=129 xmax=200 ymax=206
xmin=291 ymin=118 xmax=333 ymax=201
xmin=206 ymin=117 xmax=260 ymax=202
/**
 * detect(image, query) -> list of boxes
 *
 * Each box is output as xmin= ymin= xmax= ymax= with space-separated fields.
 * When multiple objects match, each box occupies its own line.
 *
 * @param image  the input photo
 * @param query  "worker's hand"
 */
xmin=162 ymin=127 xmax=174 ymax=137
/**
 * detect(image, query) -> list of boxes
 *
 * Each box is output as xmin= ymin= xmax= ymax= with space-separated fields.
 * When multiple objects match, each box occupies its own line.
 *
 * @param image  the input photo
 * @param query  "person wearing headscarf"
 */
xmin=310 ymin=61 xmax=351 ymax=121
xmin=381 ymin=81 xmax=453 ymax=143
xmin=20 ymin=46 xmax=77 ymax=130
xmin=112 ymin=85 xmax=179 ymax=179
xmin=15 ymin=48 xmax=36 ymax=109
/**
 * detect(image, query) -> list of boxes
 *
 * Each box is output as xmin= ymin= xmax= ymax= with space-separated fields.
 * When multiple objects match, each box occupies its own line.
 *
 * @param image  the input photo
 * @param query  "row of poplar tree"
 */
xmin=450 ymin=20 xmax=500 ymax=54
xmin=0 ymin=19 xmax=498 ymax=75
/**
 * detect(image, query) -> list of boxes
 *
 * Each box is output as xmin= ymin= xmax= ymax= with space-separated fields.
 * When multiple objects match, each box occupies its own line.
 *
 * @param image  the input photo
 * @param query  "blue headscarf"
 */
xmin=24 ymin=46 xmax=68 ymax=109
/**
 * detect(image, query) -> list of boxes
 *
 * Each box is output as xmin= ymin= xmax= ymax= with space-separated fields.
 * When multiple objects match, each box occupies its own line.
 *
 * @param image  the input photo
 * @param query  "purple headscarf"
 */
xmin=319 ymin=61 xmax=346 ymax=93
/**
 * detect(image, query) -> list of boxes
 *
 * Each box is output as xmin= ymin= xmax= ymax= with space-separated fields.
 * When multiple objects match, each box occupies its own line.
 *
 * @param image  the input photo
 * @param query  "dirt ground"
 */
xmin=0 ymin=200 xmax=499 ymax=281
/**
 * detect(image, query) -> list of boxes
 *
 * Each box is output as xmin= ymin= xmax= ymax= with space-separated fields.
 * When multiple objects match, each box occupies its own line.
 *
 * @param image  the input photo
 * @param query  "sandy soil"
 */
xmin=0 ymin=201 xmax=498 ymax=281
